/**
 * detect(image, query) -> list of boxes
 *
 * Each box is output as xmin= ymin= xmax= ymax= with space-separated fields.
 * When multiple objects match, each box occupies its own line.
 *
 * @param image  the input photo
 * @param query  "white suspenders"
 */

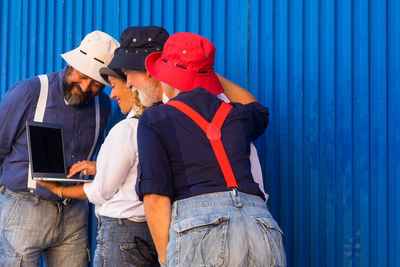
xmin=27 ymin=75 xmax=49 ymax=190
xmin=27 ymin=75 xmax=100 ymax=190
xmin=87 ymin=96 xmax=100 ymax=161
xmin=34 ymin=75 xmax=49 ymax=121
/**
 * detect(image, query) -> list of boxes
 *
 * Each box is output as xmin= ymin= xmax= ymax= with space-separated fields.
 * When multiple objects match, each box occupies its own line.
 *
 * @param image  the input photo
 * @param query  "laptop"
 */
xmin=26 ymin=121 xmax=93 ymax=183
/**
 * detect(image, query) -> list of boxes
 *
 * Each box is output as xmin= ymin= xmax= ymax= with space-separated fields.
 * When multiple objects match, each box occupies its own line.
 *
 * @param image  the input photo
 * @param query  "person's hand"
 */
xmin=37 ymin=181 xmax=60 ymax=195
xmin=68 ymin=160 xmax=96 ymax=177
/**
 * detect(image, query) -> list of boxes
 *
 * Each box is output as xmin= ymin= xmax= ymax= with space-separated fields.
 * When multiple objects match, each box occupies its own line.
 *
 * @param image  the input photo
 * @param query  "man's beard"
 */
xmin=62 ymin=67 xmax=93 ymax=107
xmin=132 ymin=84 xmax=160 ymax=107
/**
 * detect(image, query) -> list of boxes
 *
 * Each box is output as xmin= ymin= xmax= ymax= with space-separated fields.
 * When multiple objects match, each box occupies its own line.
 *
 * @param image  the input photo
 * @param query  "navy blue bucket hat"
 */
xmin=108 ymin=26 xmax=169 ymax=71
xmin=99 ymin=67 xmax=126 ymax=83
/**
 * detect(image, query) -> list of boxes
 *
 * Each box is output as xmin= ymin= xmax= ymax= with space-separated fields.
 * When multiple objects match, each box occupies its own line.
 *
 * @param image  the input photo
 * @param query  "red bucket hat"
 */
xmin=145 ymin=32 xmax=223 ymax=95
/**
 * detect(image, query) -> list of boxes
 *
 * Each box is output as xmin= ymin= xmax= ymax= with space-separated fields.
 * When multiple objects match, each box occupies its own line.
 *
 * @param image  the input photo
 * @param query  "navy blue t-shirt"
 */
xmin=136 ymin=87 xmax=269 ymax=202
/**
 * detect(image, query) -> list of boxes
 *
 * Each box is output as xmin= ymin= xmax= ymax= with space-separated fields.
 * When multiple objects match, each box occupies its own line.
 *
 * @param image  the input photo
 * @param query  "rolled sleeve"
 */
xmin=136 ymin=116 xmax=174 ymax=201
xmin=84 ymin=181 xmax=107 ymax=205
xmin=241 ymin=102 xmax=269 ymax=140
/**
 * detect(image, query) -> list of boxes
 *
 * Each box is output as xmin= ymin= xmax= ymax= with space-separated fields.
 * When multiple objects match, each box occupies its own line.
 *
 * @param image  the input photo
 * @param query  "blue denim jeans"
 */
xmin=93 ymin=216 xmax=158 ymax=267
xmin=167 ymin=190 xmax=286 ymax=267
xmin=0 ymin=187 xmax=89 ymax=267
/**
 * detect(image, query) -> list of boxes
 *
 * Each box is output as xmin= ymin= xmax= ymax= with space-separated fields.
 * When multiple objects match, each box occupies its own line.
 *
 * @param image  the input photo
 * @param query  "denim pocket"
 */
xmin=254 ymin=216 xmax=283 ymax=235
xmin=254 ymin=216 xmax=286 ymax=267
xmin=0 ymin=248 xmax=23 ymax=267
xmin=0 ymin=192 xmax=19 ymax=230
xmin=172 ymin=215 xmax=229 ymax=267
xmin=120 ymin=237 xmax=158 ymax=266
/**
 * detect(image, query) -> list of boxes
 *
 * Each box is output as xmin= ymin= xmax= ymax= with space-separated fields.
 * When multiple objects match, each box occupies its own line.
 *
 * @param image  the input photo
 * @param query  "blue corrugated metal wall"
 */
xmin=1 ymin=1 xmax=399 ymax=266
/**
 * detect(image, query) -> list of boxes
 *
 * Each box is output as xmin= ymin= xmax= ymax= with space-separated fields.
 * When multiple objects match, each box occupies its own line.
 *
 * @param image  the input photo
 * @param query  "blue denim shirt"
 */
xmin=0 ymin=68 xmax=111 ymax=201
xmin=136 ymin=87 xmax=268 ymax=202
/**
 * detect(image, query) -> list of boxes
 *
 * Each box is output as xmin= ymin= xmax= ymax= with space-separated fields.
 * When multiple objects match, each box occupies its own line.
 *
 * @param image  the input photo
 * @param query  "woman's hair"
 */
xmin=131 ymin=89 xmax=151 ymax=116
xmin=109 ymin=73 xmax=151 ymax=116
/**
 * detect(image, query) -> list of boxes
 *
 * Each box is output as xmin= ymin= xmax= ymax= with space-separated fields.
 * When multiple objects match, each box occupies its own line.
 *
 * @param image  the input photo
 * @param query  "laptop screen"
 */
xmin=27 ymin=122 xmax=66 ymax=174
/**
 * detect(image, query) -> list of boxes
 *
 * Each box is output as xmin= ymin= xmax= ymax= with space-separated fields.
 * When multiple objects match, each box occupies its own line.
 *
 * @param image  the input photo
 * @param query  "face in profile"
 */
xmin=123 ymin=69 xmax=161 ymax=107
xmin=63 ymin=66 xmax=104 ymax=107
xmin=109 ymin=76 xmax=134 ymax=114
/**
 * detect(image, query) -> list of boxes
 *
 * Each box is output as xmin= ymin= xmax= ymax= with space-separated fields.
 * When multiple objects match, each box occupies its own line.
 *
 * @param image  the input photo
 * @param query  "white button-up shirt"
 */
xmin=84 ymin=110 xmax=145 ymax=221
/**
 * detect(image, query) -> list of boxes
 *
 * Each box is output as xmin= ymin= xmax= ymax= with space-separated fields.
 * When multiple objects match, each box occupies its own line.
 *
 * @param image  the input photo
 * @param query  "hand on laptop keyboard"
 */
xmin=68 ymin=160 xmax=96 ymax=178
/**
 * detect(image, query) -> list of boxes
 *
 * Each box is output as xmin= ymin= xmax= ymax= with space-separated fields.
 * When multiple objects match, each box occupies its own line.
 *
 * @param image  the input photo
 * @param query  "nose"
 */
xmin=80 ymin=79 xmax=92 ymax=92
xmin=110 ymin=88 xmax=116 ymax=99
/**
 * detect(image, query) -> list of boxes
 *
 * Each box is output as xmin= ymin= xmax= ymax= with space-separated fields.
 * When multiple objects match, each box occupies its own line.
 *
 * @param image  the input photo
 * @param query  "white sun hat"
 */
xmin=61 ymin=30 xmax=120 ymax=86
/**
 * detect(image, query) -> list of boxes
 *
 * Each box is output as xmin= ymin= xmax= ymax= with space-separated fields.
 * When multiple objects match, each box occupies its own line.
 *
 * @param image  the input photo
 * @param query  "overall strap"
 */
xmin=166 ymin=100 xmax=238 ymax=188
xmin=28 ymin=75 xmax=49 ymax=190
xmin=86 ymin=96 xmax=100 ymax=160
xmin=34 ymin=75 xmax=49 ymax=122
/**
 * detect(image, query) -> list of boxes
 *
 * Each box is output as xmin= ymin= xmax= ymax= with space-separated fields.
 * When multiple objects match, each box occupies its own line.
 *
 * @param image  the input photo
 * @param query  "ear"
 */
xmin=145 ymin=70 xmax=152 ymax=78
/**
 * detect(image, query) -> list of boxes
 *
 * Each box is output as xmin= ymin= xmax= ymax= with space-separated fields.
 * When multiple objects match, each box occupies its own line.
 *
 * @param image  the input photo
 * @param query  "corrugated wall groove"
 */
xmin=387 ymin=1 xmax=400 ymax=266
xmin=1 ymin=1 xmax=399 ymax=266
xmin=1 ymin=0 xmax=7 ymax=97
xmin=352 ymin=0 xmax=369 ymax=266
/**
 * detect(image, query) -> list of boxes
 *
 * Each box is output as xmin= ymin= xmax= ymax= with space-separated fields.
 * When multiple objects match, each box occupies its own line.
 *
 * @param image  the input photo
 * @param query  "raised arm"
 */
xmin=216 ymin=73 xmax=258 ymax=104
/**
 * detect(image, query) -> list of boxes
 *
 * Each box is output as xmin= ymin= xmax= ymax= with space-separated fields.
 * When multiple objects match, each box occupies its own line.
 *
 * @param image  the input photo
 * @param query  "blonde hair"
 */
xmin=131 ymin=89 xmax=151 ymax=116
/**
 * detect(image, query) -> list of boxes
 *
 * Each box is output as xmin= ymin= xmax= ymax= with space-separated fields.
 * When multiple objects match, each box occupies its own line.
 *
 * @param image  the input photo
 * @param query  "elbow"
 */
xmin=143 ymin=194 xmax=171 ymax=210
xmin=144 ymin=193 xmax=168 ymax=203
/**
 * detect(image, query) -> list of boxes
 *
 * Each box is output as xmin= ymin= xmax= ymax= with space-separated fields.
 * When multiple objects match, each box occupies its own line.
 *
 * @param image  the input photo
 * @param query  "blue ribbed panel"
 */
xmin=388 ymin=2 xmax=400 ymax=267
xmin=246 ymin=0 xmax=399 ymax=266
xmin=1 ymin=0 xmax=9 ymax=96
xmin=1 ymin=1 xmax=399 ymax=266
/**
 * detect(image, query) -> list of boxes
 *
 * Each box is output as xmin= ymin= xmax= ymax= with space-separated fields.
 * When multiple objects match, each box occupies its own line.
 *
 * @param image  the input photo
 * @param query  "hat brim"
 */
xmin=145 ymin=52 xmax=223 ymax=95
xmin=61 ymin=48 xmax=110 ymax=86
xmin=107 ymin=49 xmax=147 ymax=71
xmin=99 ymin=67 xmax=126 ymax=83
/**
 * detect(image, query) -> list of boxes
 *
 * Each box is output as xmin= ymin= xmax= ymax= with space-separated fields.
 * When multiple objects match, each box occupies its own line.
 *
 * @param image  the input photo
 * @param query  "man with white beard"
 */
xmin=107 ymin=26 xmax=169 ymax=108
xmin=109 ymin=26 xmax=268 ymax=200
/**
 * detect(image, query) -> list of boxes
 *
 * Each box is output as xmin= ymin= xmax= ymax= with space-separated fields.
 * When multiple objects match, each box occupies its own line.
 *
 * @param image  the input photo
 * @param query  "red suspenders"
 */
xmin=166 ymin=100 xmax=238 ymax=188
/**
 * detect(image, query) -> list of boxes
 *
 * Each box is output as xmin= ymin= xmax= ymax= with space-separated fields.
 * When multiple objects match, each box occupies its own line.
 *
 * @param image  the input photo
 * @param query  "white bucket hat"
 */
xmin=61 ymin=30 xmax=120 ymax=86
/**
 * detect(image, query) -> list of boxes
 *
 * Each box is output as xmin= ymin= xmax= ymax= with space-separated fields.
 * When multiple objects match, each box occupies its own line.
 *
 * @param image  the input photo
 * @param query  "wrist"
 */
xmin=57 ymin=186 xmax=65 ymax=198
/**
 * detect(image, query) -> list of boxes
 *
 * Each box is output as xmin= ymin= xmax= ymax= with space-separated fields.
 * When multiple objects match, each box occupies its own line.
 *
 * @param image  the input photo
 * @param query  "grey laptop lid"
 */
xmin=26 ymin=121 xmax=92 ymax=183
